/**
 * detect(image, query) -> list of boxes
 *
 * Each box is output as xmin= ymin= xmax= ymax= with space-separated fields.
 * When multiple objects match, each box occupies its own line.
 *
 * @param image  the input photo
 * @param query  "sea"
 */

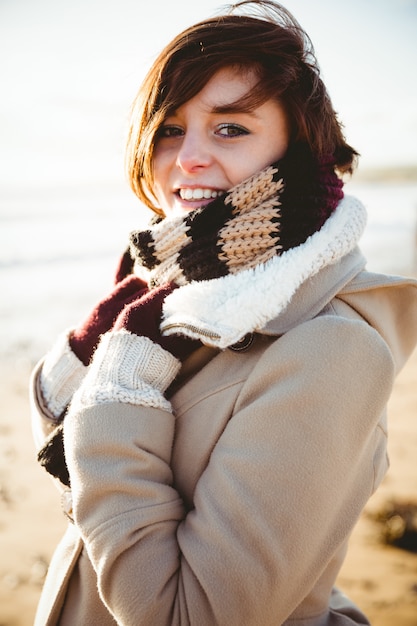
xmin=1 ymin=179 xmax=416 ymax=365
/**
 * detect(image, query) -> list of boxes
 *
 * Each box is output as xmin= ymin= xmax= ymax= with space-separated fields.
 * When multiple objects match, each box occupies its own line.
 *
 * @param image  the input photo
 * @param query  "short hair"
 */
xmin=125 ymin=0 xmax=358 ymax=214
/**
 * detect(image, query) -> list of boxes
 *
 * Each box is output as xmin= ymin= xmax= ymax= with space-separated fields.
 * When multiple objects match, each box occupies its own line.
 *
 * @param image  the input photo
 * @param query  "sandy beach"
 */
xmin=0 ymin=335 xmax=416 ymax=625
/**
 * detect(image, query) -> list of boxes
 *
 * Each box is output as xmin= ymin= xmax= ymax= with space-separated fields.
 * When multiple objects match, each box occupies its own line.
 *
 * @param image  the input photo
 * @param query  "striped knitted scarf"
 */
xmin=129 ymin=145 xmax=344 ymax=288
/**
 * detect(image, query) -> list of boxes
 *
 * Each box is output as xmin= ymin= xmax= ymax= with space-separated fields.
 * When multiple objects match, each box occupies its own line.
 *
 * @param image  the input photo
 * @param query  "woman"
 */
xmin=31 ymin=1 xmax=417 ymax=624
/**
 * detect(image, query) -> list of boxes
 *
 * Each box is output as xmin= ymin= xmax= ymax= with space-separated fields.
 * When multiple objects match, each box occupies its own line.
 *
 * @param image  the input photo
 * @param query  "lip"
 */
xmin=173 ymin=185 xmax=226 ymax=211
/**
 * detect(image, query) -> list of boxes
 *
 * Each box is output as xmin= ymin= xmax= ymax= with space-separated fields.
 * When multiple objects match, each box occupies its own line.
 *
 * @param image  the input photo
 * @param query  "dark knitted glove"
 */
xmin=38 ymin=272 xmax=147 ymax=488
xmin=38 ymin=284 xmax=198 ymax=486
xmin=113 ymin=247 xmax=135 ymax=284
xmin=70 ymin=274 xmax=148 ymax=365
xmin=37 ymin=272 xmax=147 ymax=488
xmin=113 ymin=283 xmax=200 ymax=362
xmin=37 ymin=423 xmax=70 ymax=487
xmin=38 ymin=255 xmax=146 ymax=487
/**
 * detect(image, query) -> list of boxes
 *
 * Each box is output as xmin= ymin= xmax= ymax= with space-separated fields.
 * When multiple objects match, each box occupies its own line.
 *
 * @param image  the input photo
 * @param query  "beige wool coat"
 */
xmin=31 ymin=197 xmax=417 ymax=626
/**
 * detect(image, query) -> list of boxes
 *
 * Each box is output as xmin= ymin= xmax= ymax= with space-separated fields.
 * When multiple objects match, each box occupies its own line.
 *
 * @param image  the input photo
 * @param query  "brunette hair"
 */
xmin=126 ymin=0 xmax=358 ymax=214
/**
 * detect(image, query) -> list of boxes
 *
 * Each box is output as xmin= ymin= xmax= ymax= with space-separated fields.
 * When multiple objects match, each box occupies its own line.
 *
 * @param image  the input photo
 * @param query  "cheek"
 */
xmin=228 ymin=139 xmax=287 ymax=185
xmin=151 ymin=153 xmax=170 ymax=195
xmin=152 ymin=180 xmax=169 ymax=210
xmin=267 ymin=124 xmax=290 ymax=163
xmin=152 ymin=151 xmax=164 ymax=184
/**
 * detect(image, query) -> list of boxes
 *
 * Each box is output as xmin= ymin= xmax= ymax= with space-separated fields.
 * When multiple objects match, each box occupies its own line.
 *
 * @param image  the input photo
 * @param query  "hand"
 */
xmin=70 ymin=274 xmax=148 ymax=365
xmin=113 ymin=283 xmax=200 ymax=362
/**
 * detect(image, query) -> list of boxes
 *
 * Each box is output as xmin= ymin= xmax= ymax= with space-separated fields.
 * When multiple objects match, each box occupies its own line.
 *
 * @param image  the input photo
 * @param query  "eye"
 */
xmin=216 ymin=123 xmax=250 ymax=137
xmin=158 ymin=125 xmax=184 ymax=138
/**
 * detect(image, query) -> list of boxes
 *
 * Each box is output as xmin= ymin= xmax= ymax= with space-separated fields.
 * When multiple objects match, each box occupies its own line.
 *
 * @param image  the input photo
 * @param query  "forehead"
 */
xmin=174 ymin=66 xmax=260 ymax=114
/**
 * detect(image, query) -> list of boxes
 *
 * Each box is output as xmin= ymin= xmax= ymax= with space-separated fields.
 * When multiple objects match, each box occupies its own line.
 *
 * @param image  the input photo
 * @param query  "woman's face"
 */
xmin=152 ymin=66 xmax=290 ymax=217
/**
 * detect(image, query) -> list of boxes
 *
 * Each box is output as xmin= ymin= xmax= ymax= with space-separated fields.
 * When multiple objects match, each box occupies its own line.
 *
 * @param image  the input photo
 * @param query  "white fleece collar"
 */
xmin=161 ymin=196 xmax=367 ymax=349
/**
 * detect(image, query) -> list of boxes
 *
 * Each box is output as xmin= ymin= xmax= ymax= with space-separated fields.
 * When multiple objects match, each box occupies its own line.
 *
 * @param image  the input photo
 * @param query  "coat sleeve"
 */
xmin=63 ymin=315 xmax=394 ymax=625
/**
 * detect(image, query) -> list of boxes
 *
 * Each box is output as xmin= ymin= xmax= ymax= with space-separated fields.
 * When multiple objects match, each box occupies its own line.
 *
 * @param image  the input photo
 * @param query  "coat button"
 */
xmin=229 ymin=333 xmax=254 ymax=352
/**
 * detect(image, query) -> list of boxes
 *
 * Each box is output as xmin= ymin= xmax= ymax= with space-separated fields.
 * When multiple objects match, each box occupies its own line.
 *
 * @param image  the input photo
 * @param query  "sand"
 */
xmin=0 ymin=345 xmax=416 ymax=626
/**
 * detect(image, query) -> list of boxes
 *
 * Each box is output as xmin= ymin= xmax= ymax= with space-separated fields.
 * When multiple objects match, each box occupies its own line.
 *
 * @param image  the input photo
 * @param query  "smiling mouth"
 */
xmin=178 ymin=188 xmax=225 ymax=201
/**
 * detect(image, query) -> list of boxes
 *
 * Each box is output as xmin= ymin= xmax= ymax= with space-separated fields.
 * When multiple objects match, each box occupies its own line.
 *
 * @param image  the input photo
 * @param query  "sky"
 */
xmin=1 ymin=0 xmax=417 ymax=192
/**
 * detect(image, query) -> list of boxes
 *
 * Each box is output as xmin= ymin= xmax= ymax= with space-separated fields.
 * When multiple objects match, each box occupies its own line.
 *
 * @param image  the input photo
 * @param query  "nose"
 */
xmin=176 ymin=131 xmax=212 ymax=173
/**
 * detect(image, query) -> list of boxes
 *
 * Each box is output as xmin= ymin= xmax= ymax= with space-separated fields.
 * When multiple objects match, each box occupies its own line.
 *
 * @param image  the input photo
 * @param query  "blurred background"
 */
xmin=1 ymin=0 xmax=417 ymax=362
xmin=0 ymin=2 xmax=417 ymax=624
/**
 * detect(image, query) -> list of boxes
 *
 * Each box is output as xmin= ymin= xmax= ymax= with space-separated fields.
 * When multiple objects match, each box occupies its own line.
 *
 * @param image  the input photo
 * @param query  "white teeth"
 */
xmin=179 ymin=188 xmax=222 ymax=201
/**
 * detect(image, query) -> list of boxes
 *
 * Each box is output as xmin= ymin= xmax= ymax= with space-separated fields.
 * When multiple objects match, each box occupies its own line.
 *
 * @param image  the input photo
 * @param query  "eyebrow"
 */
xmin=210 ymin=102 xmax=260 ymax=116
